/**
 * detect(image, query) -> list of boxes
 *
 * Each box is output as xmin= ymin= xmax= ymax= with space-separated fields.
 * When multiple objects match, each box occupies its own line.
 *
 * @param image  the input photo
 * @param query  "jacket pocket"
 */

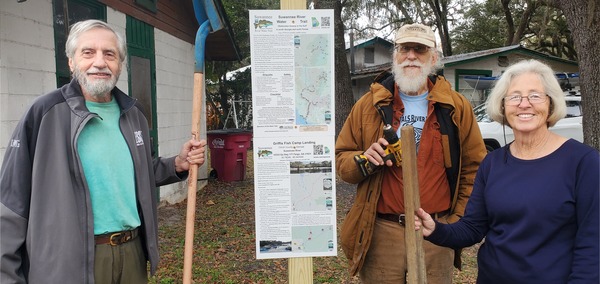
xmin=429 ymin=122 xmax=446 ymax=167
xmin=441 ymin=134 xmax=452 ymax=168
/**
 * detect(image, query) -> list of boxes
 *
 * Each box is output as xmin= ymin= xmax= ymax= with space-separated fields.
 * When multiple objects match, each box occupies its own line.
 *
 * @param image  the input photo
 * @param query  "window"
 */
xmin=364 ymin=47 xmax=374 ymax=64
xmin=127 ymin=17 xmax=158 ymax=157
xmin=53 ymin=0 xmax=106 ymax=87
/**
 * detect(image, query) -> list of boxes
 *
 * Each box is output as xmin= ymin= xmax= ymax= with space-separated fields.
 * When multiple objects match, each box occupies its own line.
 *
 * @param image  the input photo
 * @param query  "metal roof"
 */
xmin=346 ymin=36 xmax=393 ymax=51
xmin=442 ymin=44 xmax=577 ymax=67
xmin=348 ymin=42 xmax=578 ymax=80
xmin=350 ymin=63 xmax=391 ymax=80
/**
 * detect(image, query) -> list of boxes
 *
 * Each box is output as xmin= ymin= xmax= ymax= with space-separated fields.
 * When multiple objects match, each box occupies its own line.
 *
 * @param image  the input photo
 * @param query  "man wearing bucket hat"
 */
xmin=336 ymin=23 xmax=486 ymax=283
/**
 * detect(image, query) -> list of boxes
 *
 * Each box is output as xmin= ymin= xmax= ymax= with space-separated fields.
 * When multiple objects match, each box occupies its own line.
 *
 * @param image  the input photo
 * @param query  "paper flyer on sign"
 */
xmin=249 ymin=9 xmax=335 ymax=138
xmin=253 ymin=136 xmax=336 ymax=259
xmin=249 ymin=9 xmax=336 ymax=259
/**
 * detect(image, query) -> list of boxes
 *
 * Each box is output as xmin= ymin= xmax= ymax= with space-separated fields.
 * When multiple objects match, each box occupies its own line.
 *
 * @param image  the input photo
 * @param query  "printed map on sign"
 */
xmin=294 ymin=34 xmax=332 ymax=125
xmin=291 ymin=225 xmax=335 ymax=253
xmin=291 ymin=173 xmax=333 ymax=212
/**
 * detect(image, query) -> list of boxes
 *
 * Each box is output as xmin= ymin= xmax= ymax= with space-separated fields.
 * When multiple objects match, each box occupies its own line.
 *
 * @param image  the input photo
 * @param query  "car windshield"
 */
xmin=473 ymin=103 xmax=492 ymax=122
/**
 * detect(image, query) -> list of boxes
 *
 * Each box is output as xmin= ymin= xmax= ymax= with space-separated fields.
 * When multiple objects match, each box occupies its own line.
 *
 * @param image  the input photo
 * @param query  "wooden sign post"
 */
xmin=279 ymin=0 xmax=312 ymax=283
xmin=400 ymin=125 xmax=427 ymax=284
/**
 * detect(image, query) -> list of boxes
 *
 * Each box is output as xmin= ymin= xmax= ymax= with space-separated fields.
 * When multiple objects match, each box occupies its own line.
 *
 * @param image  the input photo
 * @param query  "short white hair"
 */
xmin=486 ymin=59 xmax=566 ymax=127
xmin=65 ymin=19 xmax=127 ymax=63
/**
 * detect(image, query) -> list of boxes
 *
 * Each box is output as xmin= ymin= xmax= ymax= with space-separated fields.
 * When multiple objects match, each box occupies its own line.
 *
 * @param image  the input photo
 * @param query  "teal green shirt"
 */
xmin=78 ymin=98 xmax=141 ymax=235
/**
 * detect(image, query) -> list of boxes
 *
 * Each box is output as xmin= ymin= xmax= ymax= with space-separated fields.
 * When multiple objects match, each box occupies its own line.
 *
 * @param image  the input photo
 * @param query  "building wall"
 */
xmin=106 ymin=9 xmax=130 ymax=98
xmin=0 ymin=2 xmax=205 ymax=205
xmin=0 ymin=0 xmax=55 ymax=161
xmin=443 ymin=56 xmax=500 ymax=106
xmin=347 ymin=43 xmax=393 ymax=71
xmin=351 ymin=78 xmax=373 ymax=102
xmin=347 ymin=41 xmax=393 ymax=101
xmin=374 ymin=45 xmax=392 ymax=66
xmin=444 ymin=54 xmax=580 ymax=106
xmin=350 ymin=51 xmax=579 ymax=107
xmin=154 ymin=28 xmax=208 ymax=205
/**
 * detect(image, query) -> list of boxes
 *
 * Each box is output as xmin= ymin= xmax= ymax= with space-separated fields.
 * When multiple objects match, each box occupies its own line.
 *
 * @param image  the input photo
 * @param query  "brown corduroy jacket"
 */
xmin=335 ymin=72 xmax=487 ymax=276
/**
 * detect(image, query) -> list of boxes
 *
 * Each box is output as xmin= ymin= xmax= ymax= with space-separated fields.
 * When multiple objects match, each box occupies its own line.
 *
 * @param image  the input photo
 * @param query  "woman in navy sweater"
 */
xmin=415 ymin=59 xmax=599 ymax=283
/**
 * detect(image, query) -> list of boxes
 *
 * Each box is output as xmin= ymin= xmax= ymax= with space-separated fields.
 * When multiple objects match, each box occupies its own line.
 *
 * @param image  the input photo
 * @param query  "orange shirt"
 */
xmin=377 ymin=86 xmax=451 ymax=214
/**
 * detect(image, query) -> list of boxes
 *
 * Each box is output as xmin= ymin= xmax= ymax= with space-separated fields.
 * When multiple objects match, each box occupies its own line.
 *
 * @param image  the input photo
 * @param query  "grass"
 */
xmin=149 ymin=151 xmax=478 ymax=283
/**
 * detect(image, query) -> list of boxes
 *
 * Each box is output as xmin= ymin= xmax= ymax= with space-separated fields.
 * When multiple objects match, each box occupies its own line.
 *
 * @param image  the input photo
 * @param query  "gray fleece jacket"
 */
xmin=0 ymin=79 xmax=186 ymax=283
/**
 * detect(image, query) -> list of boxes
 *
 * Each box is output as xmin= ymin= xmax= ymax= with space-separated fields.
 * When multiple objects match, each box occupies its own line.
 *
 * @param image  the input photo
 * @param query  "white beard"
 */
xmin=73 ymin=64 xmax=119 ymax=100
xmin=392 ymin=58 xmax=434 ymax=94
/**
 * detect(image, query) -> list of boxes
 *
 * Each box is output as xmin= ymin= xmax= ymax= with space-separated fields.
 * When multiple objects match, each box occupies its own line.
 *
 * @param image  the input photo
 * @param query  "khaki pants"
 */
xmin=359 ymin=217 xmax=454 ymax=284
xmin=94 ymin=236 xmax=148 ymax=284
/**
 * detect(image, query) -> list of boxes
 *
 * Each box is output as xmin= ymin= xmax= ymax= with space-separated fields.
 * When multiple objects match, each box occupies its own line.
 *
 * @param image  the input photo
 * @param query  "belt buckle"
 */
xmin=109 ymin=231 xmax=131 ymax=246
xmin=398 ymin=214 xmax=406 ymax=226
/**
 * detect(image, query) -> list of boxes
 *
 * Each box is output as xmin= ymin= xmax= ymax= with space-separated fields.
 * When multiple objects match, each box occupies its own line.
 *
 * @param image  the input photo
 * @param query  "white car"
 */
xmin=475 ymin=91 xmax=583 ymax=152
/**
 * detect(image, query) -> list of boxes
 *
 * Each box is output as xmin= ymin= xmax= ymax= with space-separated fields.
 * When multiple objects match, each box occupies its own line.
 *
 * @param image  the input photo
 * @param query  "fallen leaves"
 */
xmin=150 ymin=151 xmax=478 ymax=283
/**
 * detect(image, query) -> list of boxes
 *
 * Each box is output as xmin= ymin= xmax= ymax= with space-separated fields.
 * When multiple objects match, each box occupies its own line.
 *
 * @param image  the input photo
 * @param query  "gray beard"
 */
xmin=392 ymin=60 xmax=433 ymax=95
xmin=73 ymin=67 xmax=119 ymax=100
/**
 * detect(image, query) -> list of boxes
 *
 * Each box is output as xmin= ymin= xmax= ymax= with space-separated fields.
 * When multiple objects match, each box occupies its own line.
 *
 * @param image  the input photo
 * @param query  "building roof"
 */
xmin=183 ymin=0 xmax=241 ymax=61
xmin=346 ymin=36 xmax=393 ymax=51
xmin=442 ymin=44 xmax=577 ymax=67
xmin=351 ymin=63 xmax=390 ymax=79
xmin=348 ymin=41 xmax=578 ymax=80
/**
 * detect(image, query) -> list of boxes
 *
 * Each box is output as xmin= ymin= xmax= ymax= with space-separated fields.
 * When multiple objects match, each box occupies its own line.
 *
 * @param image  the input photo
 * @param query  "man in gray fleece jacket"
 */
xmin=0 ymin=19 xmax=207 ymax=283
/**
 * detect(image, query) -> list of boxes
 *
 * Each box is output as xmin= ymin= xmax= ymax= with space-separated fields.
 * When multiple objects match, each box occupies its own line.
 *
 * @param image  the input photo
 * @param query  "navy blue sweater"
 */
xmin=427 ymin=139 xmax=599 ymax=283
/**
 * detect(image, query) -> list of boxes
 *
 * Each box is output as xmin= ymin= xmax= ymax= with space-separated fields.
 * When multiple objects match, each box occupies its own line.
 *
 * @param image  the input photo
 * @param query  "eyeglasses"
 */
xmin=503 ymin=92 xmax=548 ymax=106
xmin=395 ymin=45 xmax=430 ymax=55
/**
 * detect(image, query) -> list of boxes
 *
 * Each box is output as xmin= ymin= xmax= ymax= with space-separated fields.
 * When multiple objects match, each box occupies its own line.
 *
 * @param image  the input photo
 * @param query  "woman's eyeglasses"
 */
xmin=503 ymin=93 xmax=548 ymax=106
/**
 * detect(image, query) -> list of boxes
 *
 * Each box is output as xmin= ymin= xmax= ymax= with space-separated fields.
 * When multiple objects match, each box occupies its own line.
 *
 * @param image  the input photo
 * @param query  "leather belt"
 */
xmin=95 ymin=228 xmax=139 ymax=246
xmin=377 ymin=209 xmax=450 ymax=226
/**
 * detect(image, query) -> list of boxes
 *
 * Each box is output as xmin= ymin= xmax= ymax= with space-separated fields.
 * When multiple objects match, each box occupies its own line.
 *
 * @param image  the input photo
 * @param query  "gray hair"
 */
xmin=486 ymin=59 xmax=566 ymax=127
xmin=65 ymin=19 xmax=127 ymax=63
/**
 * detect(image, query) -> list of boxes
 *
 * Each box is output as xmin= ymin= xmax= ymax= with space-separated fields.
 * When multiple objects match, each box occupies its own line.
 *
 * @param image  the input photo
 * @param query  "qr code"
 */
xmin=313 ymin=144 xmax=324 ymax=155
xmin=321 ymin=16 xmax=331 ymax=27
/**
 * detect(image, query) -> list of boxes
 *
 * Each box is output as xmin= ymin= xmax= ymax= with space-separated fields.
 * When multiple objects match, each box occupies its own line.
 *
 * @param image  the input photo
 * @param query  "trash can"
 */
xmin=207 ymin=129 xmax=253 ymax=182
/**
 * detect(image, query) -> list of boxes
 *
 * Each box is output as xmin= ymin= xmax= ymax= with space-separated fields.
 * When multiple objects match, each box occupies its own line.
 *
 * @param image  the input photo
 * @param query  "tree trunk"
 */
xmin=427 ymin=0 xmax=453 ymax=56
xmin=557 ymin=0 xmax=600 ymax=150
xmin=512 ymin=0 xmax=537 ymax=45
xmin=501 ymin=0 xmax=516 ymax=45
xmin=317 ymin=0 xmax=355 ymax=137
